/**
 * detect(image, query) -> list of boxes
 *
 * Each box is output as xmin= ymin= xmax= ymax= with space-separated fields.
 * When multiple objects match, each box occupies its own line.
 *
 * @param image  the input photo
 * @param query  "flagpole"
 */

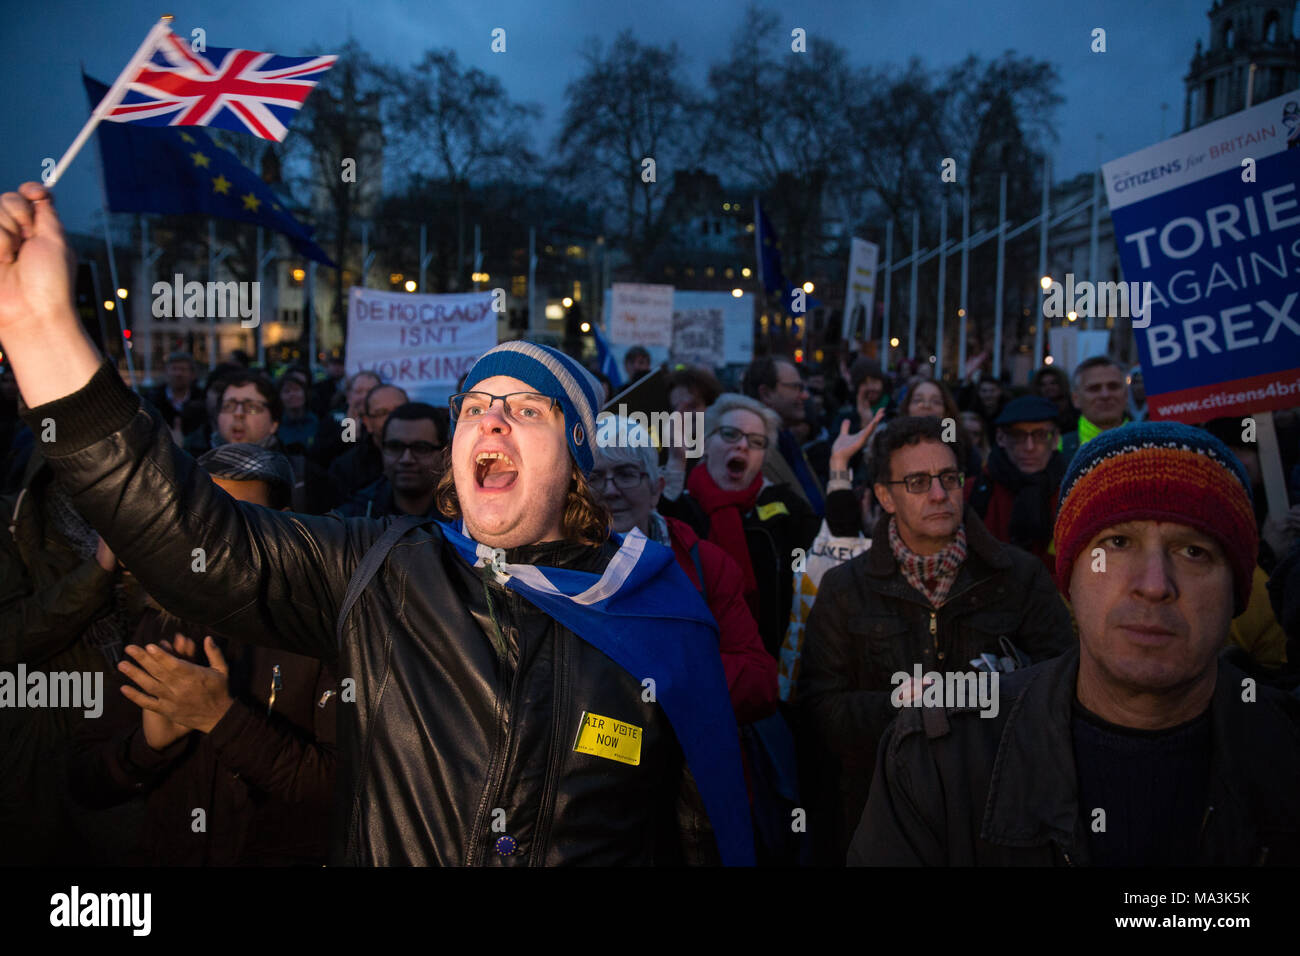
xmin=881 ymin=218 xmax=893 ymax=370
xmin=907 ymin=209 xmax=919 ymax=361
xmin=958 ymin=188 xmax=970 ymax=378
xmin=47 ymin=16 xmax=174 ymax=187
xmin=100 ymin=216 xmax=136 ymax=387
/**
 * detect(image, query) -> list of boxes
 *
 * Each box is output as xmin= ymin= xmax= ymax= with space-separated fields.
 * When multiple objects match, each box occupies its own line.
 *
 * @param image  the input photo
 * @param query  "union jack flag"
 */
xmin=104 ymin=28 xmax=336 ymax=141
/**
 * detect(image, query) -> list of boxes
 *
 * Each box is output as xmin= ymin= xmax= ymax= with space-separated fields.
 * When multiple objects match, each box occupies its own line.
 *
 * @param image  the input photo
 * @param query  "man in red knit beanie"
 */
xmin=850 ymin=421 xmax=1300 ymax=866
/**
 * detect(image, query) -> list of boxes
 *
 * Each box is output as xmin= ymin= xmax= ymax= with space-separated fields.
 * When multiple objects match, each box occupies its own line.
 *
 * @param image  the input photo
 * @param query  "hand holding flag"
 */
xmin=47 ymin=16 xmax=334 ymax=186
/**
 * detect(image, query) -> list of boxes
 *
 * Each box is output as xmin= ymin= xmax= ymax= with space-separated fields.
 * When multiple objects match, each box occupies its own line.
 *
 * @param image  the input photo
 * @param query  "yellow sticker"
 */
xmin=757 ymin=501 xmax=789 ymax=521
xmin=573 ymin=711 xmax=642 ymax=766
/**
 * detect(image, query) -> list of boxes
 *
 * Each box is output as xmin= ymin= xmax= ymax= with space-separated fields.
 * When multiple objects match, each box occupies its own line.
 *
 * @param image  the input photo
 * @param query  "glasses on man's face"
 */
xmin=1002 ymin=427 xmax=1056 ymax=448
xmin=450 ymin=391 xmax=558 ymax=425
xmin=382 ymin=440 xmax=442 ymax=458
xmin=883 ymin=470 xmax=965 ymax=495
xmin=712 ymin=425 xmax=769 ymax=450
xmin=588 ymin=465 xmax=647 ymax=491
xmin=220 ymin=399 xmax=269 ymax=415
xmin=775 ymin=379 xmax=808 ymax=395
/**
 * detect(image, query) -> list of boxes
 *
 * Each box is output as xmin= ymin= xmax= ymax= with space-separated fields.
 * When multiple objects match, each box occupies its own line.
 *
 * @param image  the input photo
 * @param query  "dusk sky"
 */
xmin=1 ymin=0 xmax=1220 ymax=234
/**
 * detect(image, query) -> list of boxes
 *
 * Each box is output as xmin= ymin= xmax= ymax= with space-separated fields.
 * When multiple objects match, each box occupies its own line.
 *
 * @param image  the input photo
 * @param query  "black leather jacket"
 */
xmin=26 ymin=362 xmax=715 ymax=865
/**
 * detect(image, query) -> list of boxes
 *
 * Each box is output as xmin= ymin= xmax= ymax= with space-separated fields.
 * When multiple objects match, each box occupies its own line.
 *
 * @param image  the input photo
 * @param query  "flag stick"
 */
xmin=46 ymin=16 xmax=174 ymax=188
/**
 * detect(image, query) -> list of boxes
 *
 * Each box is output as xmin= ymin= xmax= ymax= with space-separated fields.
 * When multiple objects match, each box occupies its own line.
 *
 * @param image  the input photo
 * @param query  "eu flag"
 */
xmin=86 ymin=74 xmax=334 ymax=266
xmin=754 ymin=199 xmax=819 ymax=317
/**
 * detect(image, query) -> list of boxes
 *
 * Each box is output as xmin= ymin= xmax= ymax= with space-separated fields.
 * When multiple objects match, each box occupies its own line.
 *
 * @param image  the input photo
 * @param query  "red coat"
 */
xmin=666 ymin=516 xmax=778 ymax=725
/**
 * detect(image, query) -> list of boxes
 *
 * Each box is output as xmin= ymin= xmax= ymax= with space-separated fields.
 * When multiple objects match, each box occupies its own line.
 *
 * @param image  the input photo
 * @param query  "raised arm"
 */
xmin=0 ymin=183 xmax=372 ymax=658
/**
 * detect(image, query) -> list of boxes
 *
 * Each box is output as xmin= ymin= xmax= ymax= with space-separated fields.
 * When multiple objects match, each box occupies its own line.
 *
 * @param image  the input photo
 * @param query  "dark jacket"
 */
xmin=0 ymin=451 xmax=140 ymax=864
xmin=849 ymin=645 xmax=1300 ymax=865
xmin=796 ymin=508 xmax=1073 ymax=863
xmin=24 ymin=360 xmax=719 ymax=866
xmin=327 ymin=438 xmax=385 ymax=499
xmin=68 ymin=608 xmax=338 ymax=866
xmin=142 ymin=383 xmax=202 ymax=435
xmin=332 ymin=475 xmax=439 ymax=520
xmin=663 ymin=481 xmax=821 ymax=658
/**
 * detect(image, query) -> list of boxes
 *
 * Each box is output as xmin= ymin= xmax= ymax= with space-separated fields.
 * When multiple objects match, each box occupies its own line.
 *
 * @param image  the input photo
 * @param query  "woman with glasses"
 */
xmin=660 ymin=394 xmax=819 ymax=658
xmin=589 ymin=416 xmax=777 ymax=727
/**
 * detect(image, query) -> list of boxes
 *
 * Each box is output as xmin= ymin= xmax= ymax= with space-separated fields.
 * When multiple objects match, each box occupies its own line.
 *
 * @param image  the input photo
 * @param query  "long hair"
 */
xmin=433 ymin=448 xmax=611 ymax=547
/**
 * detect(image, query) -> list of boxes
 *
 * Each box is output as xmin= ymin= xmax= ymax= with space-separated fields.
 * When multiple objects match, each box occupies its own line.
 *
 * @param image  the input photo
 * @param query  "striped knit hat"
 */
xmin=454 ymin=341 xmax=603 ymax=474
xmin=1053 ymin=422 xmax=1257 ymax=614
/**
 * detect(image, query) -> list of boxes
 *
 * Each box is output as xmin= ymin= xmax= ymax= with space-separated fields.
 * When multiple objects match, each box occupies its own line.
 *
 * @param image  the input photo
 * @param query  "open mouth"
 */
xmin=724 ymin=454 xmax=748 ymax=480
xmin=475 ymin=450 xmax=519 ymax=491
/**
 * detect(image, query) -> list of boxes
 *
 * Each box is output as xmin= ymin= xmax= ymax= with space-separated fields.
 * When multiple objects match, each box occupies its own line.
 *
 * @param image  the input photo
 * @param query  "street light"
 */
xmin=292 ymin=268 xmax=306 ymax=282
xmin=116 ymin=288 xmax=128 ymax=299
xmin=1040 ymin=275 xmax=1052 ymax=290
xmin=1044 ymin=355 xmax=1055 ymax=365
xmin=802 ymin=281 xmax=814 ymax=293
xmin=404 ymin=280 xmax=417 ymax=292
xmin=562 ymin=296 xmax=573 ymax=308
xmin=890 ymin=336 xmax=900 ymax=348
xmin=731 ymin=288 xmax=743 ymax=298
xmin=1067 ymin=311 xmax=1078 ymax=322
xmin=580 ymin=321 xmax=591 ymax=333
xmin=741 ymin=267 xmax=751 ymax=278
xmin=104 ymin=300 xmax=114 ymax=311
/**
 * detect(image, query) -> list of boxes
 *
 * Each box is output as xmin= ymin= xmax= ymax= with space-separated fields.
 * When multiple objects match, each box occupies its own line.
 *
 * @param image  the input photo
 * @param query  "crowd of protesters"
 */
xmin=2 ymin=180 xmax=1300 ymax=866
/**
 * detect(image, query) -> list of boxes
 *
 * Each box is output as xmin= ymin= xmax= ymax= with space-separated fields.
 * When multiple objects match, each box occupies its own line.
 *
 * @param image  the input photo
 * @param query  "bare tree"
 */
xmin=554 ymin=31 xmax=703 ymax=263
xmin=393 ymin=49 xmax=542 ymax=290
xmin=704 ymin=4 xmax=857 ymax=279
xmin=286 ymin=39 xmax=396 ymax=337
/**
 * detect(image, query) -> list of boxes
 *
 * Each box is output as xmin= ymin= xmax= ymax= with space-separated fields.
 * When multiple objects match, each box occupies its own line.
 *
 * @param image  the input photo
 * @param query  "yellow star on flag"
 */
xmin=190 ymin=151 xmax=210 ymax=168
xmin=179 ymin=132 xmax=196 ymax=144
xmin=212 ymin=174 xmax=231 ymax=195
xmin=241 ymin=192 xmax=262 ymax=212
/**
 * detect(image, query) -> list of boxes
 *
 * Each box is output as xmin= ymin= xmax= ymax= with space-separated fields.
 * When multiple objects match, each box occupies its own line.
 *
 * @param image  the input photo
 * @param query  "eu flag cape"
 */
xmin=440 ymin=519 xmax=756 ymax=866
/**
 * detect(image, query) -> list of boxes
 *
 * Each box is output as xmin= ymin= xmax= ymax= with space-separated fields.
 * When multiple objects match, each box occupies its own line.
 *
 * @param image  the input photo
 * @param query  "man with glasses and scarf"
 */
xmin=968 ymin=396 xmax=1067 ymax=575
xmin=796 ymin=416 xmax=1072 ymax=864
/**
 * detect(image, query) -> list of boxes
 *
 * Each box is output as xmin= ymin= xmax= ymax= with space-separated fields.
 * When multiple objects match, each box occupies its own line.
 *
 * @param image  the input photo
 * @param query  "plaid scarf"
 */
xmin=888 ymin=517 xmax=967 ymax=607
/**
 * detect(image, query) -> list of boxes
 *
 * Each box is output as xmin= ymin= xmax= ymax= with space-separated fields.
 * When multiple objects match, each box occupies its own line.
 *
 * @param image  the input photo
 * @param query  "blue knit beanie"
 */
xmin=453 ymin=341 xmax=603 ymax=474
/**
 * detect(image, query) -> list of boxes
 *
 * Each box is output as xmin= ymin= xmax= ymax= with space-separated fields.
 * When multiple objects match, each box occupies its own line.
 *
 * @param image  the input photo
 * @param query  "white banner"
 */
xmin=842 ymin=237 xmax=879 ymax=340
xmin=669 ymin=290 xmax=754 ymax=366
xmin=609 ymin=282 xmax=674 ymax=347
xmin=670 ymin=307 xmax=724 ymax=367
xmin=345 ymin=287 xmax=498 ymax=405
xmin=1048 ymin=327 xmax=1112 ymax=378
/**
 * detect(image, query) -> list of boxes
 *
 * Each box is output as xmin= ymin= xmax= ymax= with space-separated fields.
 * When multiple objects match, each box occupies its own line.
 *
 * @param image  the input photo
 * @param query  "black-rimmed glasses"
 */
xmin=588 ymin=465 xmax=647 ymax=490
xmin=882 ymin=470 xmax=965 ymax=495
xmin=450 ymin=391 xmax=558 ymax=425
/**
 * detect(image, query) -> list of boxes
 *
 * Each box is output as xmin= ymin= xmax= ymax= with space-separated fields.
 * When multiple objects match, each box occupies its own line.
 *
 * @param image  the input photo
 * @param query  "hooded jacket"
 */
xmin=24 ymin=361 xmax=723 ymax=866
xmin=850 ymin=644 xmax=1300 ymax=865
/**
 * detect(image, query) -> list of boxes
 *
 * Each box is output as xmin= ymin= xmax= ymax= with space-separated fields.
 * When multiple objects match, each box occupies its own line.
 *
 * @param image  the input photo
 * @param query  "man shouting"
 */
xmin=0 ymin=182 xmax=752 ymax=866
